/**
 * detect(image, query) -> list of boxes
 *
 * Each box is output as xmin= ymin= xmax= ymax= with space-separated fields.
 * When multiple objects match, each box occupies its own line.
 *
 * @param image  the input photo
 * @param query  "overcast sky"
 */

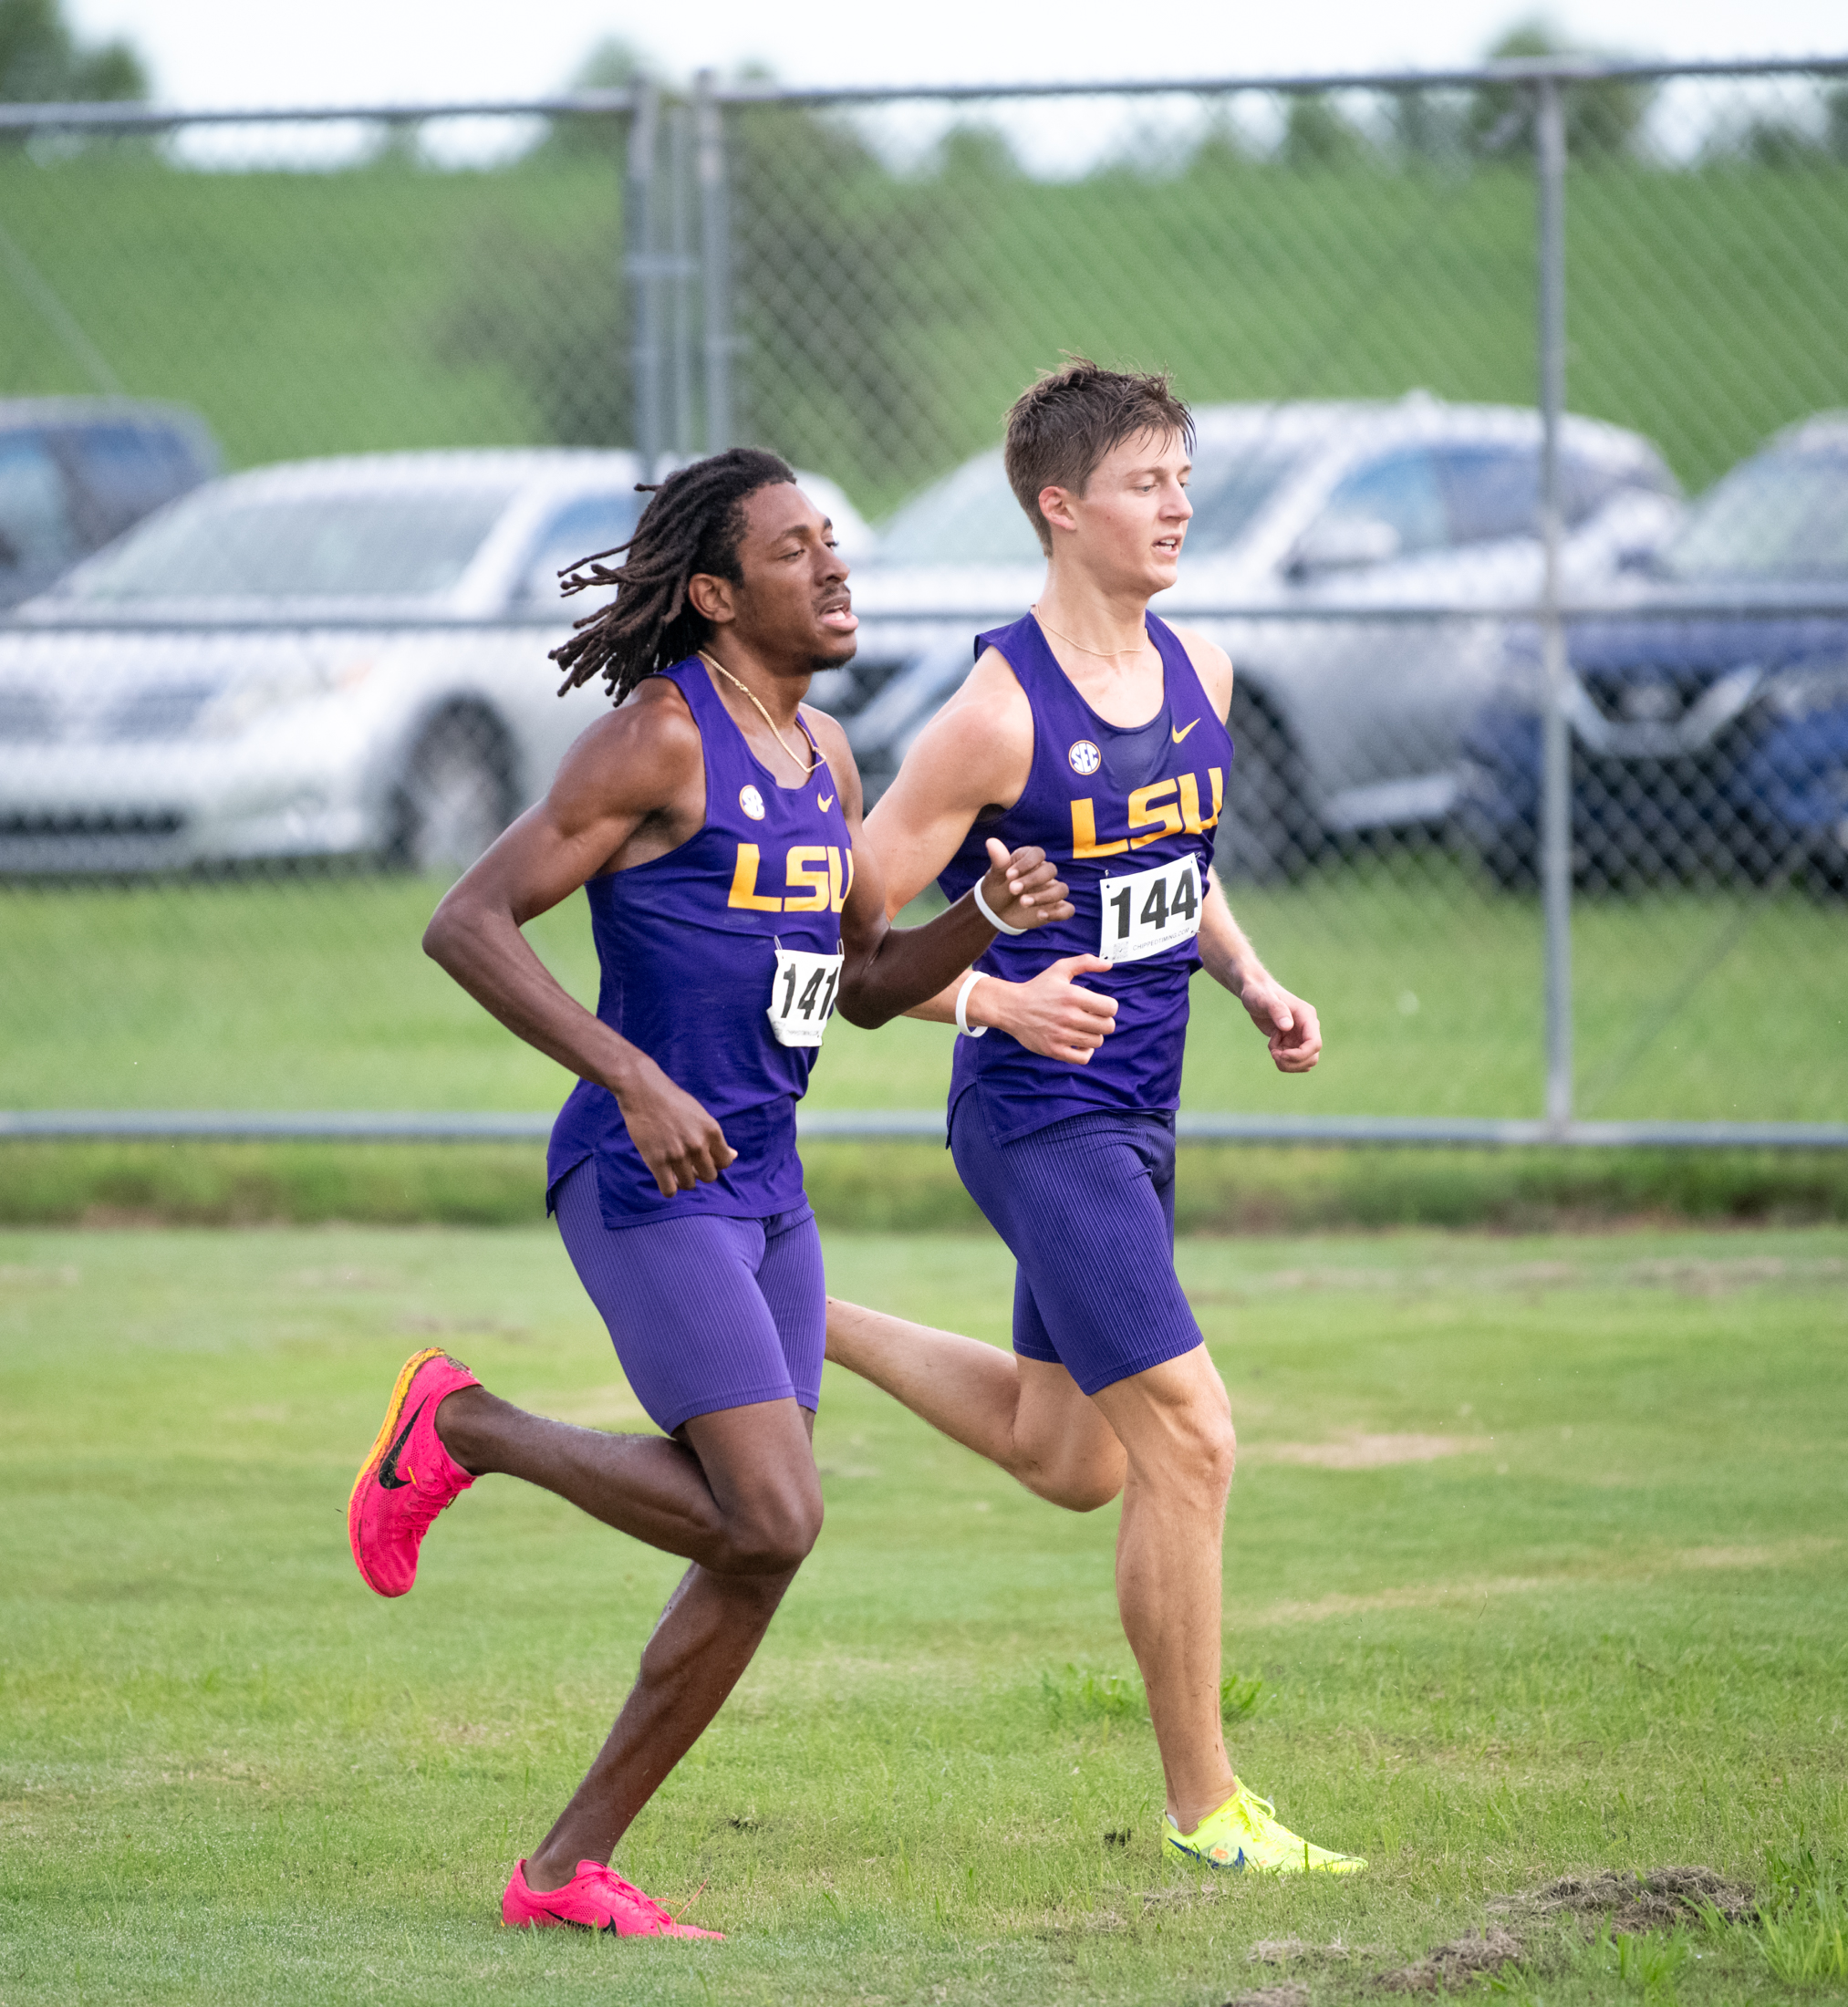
xmin=59 ymin=0 xmax=1848 ymax=109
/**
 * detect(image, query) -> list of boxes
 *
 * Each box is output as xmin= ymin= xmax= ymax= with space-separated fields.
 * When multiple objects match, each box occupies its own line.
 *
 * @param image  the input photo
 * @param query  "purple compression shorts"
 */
xmin=551 ymin=1158 xmax=826 ymax=1436
xmin=949 ymin=1093 xmax=1204 ymax=1397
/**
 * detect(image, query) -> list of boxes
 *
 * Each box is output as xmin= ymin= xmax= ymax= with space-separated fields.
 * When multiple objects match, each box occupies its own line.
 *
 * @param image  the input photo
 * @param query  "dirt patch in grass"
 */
xmin=522 ymin=1384 xmax=653 ymax=1428
xmin=1249 ymin=1938 xmax=1313 ymax=1964
xmin=1370 ymin=1867 xmax=1757 ymax=1993
xmin=1241 ymin=1543 xmax=1838 ymax=1628
xmin=1382 ymin=1927 xmax=1525 ymax=1991
xmin=1492 ymin=1865 xmax=1757 ymax=1932
xmin=1222 ymin=1986 xmax=1310 ymax=2007
xmin=1256 ymin=1433 xmax=1493 ymax=1470
xmin=1250 ymin=1938 xmax=1390 ymax=1966
xmin=1190 ymin=1253 xmax=1848 ymax=1302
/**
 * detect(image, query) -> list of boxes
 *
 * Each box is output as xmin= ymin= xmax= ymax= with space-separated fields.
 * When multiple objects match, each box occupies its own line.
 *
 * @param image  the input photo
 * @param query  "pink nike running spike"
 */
xmin=502 ymin=1858 xmax=723 ymax=1937
xmin=348 ymin=1347 xmax=479 ymax=1597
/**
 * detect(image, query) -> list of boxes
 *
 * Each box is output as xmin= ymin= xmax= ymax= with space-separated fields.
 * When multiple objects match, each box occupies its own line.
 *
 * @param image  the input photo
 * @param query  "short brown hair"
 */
xmin=1004 ymin=360 xmax=1195 ymax=555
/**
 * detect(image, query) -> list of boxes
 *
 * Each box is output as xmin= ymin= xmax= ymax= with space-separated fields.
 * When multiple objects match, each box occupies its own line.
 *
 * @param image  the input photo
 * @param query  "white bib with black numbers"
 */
xmin=1096 ymin=855 xmax=1204 ymax=964
xmin=766 ymin=942 xmax=843 ymax=1047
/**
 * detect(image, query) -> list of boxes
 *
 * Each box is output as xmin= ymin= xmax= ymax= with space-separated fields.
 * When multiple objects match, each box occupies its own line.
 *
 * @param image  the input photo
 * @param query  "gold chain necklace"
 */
xmin=698 ymin=649 xmax=825 ymax=778
xmin=1032 ymin=605 xmax=1155 ymax=661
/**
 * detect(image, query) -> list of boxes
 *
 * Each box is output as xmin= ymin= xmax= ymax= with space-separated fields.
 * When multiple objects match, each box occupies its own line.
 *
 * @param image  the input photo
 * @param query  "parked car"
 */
xmin=0 ymin=448 xmax=873 ymax=874
xmin=1459 ymin=413 xmax=1848 ymax=893
xmin=821 ymin=395 xmax=1681 ymax=875
xmin=0 ymin=398 xmax=219 ymax=608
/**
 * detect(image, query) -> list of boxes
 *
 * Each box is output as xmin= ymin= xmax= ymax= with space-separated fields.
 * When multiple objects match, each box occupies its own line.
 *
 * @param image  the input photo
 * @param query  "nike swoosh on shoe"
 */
xmin=376 ymin=1395 xmax=429 ymax=1491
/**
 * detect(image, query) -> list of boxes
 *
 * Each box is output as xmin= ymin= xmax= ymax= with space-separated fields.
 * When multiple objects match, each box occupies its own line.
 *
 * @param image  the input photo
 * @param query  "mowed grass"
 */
xmin=3 ymin=861 xmax=1843 ymax=1120
xmin=1 ymin=1220 xmax=1844 ymax=2005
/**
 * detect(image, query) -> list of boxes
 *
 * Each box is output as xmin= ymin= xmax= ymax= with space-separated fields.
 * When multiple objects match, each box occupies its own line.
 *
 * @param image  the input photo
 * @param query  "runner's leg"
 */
xmin=825 ymin=1300 xmax=1124 ymax=1510
xmin=431 ymin=1167 xmax=826 ymax=1886
xmin=835 ymin=1103 xmax=1236 ymax=1827
xmin=1088 ymin=1348 xmax=1237 ymax=1832
xmin=969 ymin=1109 xmax=1237 ymax=1832
xmin=514 ymin=1400 xmax=818 ymax=1885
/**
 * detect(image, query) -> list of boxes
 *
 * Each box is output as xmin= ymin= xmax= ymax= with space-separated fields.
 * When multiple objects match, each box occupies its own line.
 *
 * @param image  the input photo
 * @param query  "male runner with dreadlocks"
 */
xmin=825 ymin=365 xmax=1365 ymax=1875
xmin=346 ymin=448 xmax=1068 ymax=1936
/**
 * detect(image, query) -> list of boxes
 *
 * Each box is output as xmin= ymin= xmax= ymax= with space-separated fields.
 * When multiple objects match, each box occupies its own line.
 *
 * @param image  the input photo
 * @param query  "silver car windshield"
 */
xmin=1182 ymin=448 xmax=1303 ymax=554
xmin=57 ymin=487 xmax=515 ymax=601
xmin=878 ymin=456 xmax=1042 ymax=567
xmin=876 ymin=447 xmax=1299 ymax=567
xmin=1662 ymin=448 xmax=1848 ymax=583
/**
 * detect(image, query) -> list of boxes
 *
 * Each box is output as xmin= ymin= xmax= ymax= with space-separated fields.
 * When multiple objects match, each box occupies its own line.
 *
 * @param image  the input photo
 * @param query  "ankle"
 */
xmin=434 ymin=1385 xmax=493 ymax=1477
xmin=524 ymin=1848 xmax=587 ymax=1894
xmin=1168 ymin=1778 xmax=1241 ymax=1837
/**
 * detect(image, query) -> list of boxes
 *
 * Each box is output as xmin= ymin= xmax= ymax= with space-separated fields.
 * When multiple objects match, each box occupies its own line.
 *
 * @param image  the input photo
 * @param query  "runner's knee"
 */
xmin=1141 ymin=1399 xmax=1234 ymax=1498
xmin=714 ymin=1482 xmax=824 ymax=1575
xmin=1187 ymin=1408 xmax=1238 ymax=1493
xmin=1023 ymin=1435 xmax=1126 ymax=1513
xmin=1033 ymin=1463 xmax=1125 ymax=1513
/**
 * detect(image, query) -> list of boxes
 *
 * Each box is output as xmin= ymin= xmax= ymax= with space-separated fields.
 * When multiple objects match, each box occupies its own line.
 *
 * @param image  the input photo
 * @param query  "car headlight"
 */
xmin=1765 ymin=660 xmax=1848 ymax=722
xmin=197 ymin=656 xmax=374 ymax=737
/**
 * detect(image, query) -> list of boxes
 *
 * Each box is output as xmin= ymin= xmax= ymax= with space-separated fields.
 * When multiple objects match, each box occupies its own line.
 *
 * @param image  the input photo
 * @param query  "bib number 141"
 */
xmin=1097 ymin=857 xmax=1204 ymax=963
xmin=767 ymin=944 xmax=843 ymax=1047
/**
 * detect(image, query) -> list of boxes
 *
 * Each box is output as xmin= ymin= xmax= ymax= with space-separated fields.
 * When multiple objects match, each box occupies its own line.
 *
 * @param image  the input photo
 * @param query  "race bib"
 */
xmin=766 ymin=943 xmax=843 ymax=1047
xmin=1097 ymin=856 xmax=1204 ymax=964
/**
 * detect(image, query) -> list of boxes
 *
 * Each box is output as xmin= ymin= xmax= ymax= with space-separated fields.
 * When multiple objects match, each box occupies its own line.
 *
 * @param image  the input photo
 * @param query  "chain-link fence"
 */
xmin=1 ymin=60 xmax=1844 ymax=1143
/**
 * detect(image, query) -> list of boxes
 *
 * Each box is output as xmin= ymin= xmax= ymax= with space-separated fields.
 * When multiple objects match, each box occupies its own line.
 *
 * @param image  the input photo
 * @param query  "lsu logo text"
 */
xmin=728 ymin=843 xmax=854 ymax=913
xmin=1069 ymin=768 xmax=1224 ymax=858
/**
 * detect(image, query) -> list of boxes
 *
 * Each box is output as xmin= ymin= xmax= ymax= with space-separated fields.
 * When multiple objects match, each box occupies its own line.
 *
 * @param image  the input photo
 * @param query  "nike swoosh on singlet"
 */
xmin=817 ymin=793 xmax=835 ymax=812
xmin=1171 ymin=720 xmax=1200 ymax=744
xmin=376 ymin=1396 xmax=430 ymax=1491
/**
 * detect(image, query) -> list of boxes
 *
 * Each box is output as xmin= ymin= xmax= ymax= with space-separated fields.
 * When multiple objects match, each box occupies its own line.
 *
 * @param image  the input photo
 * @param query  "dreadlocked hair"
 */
xmin=548 ymin=447 xmax=797 ymax=702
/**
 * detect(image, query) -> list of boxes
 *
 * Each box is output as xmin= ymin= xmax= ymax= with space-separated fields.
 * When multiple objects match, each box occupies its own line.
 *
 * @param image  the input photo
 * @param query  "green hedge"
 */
xmin=5 ymin=1139 xmax=1843 ymax=1232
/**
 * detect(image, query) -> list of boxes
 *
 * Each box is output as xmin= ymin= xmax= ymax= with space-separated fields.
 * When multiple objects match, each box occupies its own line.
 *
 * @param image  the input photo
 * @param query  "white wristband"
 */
xmin=954 ymin=971 xmax=988 ymax=1038
xmin=972 ymin=876 xmax=1027 ymax=936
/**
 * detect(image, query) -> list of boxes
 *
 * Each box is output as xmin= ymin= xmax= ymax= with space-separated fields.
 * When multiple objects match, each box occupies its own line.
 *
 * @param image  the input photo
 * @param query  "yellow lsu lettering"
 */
xmin=783 ymin=846 xmax=831 ymax=913
xmin=1178 ymin=768 xmax=1223 ymax=835
xmin=1127 ymin=778 xmax=1182 ymax=848
xmin=1069 ymin=798 xmax=1127 ymax=859
xmin=728 ymin=842 xmax=854 ymax=913
xmin=1072 ymin=767 xmax=1221 ymax=856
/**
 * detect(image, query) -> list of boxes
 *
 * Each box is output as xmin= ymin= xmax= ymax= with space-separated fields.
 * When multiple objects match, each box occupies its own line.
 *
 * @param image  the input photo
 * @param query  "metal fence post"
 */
xmin=668 ymin=101 xmax=695 ymax=457
xmin=1535 ymin=77 xmax=1573 ymax=1133
xmin=695 ymin=68 xmax=733 ymax=453
xmin=626 ymin=78 xmax=665 ymax=475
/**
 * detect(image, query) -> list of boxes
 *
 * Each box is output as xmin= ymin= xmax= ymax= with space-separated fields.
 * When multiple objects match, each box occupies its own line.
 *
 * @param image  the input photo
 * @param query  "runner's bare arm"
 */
xmin=862 ymin=646 xmax=1036 ymax=910
xmin=422 ymin=683 xmax=741 ymax=1193
xmin=1196 ymin=867 xmax=1322 ymax=1076
xmin=858 ymin=645 xmax=1120 ymax=1061
xmin=1166 ymin=624 xmax=1321 ymax=1073
xmin=802 ymin=707 xmax=1072 ymax=1029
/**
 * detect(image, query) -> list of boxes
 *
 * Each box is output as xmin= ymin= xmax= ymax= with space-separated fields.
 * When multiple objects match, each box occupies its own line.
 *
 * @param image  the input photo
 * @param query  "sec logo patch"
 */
xmin=739 ymin=784 xmax=766 ymax=821
xmin=1068 ymin=739 xmax=1102 ymax=776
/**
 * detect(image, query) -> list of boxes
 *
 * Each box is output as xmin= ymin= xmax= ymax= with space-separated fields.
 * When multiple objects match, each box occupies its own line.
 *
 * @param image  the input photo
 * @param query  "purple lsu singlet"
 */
xmin=547 ymin=656 xmax=854 ymax=1224
xmin=937 ymin=610 xmax=1234 ymax=1145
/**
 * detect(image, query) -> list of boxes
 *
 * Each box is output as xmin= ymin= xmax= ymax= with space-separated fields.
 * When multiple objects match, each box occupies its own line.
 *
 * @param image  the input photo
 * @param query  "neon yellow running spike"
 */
xmin=1164 ymin=1782 xmax=1365 ymax=1874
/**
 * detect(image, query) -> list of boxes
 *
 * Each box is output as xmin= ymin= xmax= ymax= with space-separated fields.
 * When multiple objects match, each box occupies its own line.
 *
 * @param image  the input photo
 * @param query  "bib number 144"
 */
xmin=1097 ymin=857 xmax=1204 ymax=963
xmin=767 ymin=943 xmax=843 ymax=1047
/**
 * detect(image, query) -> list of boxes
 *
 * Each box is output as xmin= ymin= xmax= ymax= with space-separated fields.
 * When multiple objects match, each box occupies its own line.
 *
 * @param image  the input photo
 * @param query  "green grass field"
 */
xmin=3 ymin=1218 xmax=1844 ymax=2004
xmin=3 ymin=864 xmax=1842 ymax=1123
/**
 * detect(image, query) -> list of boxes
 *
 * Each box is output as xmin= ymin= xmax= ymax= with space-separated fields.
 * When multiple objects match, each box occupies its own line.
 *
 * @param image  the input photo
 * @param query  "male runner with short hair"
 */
xmin=825 ymin=364 xmax=1364 ymax=1874
xmin=346 ymin=448 xmax=1068 ymax=1935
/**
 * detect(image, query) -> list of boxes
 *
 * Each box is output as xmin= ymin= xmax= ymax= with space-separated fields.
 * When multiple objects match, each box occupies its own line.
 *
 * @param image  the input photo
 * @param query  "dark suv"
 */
xmin=0 ymin=399 xmax=220 ymax=608
xmin=1461 ymin=415 xmax=1848 ymax=893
